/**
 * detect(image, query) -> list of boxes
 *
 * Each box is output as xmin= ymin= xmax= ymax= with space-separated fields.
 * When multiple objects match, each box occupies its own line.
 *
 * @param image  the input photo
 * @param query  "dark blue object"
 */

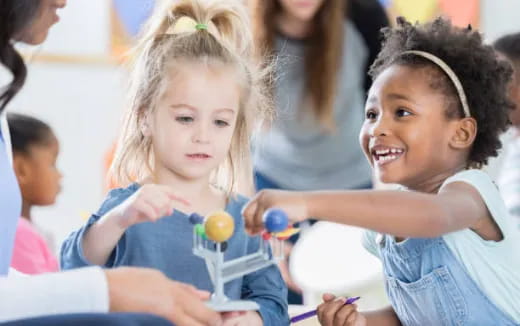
xmin=188 ymin=213 xmax=204 ymax=225
xmin=263 ymin=208 xmax=288 ymax=233
xmin=213 ymin=241 xmax=228 ymax=252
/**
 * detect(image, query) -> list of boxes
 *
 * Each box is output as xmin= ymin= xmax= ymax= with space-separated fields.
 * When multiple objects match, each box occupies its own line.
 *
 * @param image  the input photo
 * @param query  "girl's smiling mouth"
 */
xmin=371 ymin=145 xmax=405 ymax=166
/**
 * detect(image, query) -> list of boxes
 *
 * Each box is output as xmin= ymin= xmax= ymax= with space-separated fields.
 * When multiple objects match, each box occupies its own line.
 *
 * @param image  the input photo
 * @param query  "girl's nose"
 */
xmin=371 ymin=116 xmax=391 ymax=137
xmin=192 ymin=123 xmax=210 ymax=144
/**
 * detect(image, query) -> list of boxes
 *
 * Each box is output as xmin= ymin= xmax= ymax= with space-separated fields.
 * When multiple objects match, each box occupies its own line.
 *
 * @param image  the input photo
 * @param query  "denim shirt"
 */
xmin=379 ymin=236 xmax=518 ymax=326
xmin=61 ymin=183 xmax=289 ymax=325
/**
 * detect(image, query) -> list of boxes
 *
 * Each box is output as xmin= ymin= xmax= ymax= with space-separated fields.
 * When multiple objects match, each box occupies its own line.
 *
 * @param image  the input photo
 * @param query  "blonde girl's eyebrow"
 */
xmin=169 ymin=105 xmax=235 ymax=114
xmin=169 ymin=104 xmax=197 ymax=111
xmin=214 ymin=108 xmax=236 ymax=114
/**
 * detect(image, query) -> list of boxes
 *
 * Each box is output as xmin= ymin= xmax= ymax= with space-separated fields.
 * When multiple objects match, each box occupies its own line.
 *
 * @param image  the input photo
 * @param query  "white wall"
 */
xmin=41 ymin=0 xmax=111 ymax=56
xmin=482 ymin=0 xmax=520 ymax=42
xmin=8 ymin=0 xmax=520 ymax=253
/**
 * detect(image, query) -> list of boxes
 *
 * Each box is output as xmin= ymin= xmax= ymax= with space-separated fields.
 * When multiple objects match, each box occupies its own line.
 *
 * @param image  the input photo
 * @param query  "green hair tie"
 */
xmin=195 ymin=23 xmax=207 ymax=31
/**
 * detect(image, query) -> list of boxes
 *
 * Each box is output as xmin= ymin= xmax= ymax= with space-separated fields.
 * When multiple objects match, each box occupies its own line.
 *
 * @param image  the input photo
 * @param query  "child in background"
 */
xmin=243 ymin=18 xmax=520 ymax=325
xmin=494 ymin=32 xmax=520 ymax=230
xmin=60 ymin=0 xmax=288 ymax=325
xmin=8 ymin=113 xmax=61 ymax=274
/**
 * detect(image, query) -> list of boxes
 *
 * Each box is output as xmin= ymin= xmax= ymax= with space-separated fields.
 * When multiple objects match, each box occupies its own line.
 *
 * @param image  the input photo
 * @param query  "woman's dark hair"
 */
xmin=370 ymin=17 xmax=514 ymax=167
xmin=7 ymin=113 xmax=53 ymax=155
xmin=0 ymin=1 xmax=41 ymax=113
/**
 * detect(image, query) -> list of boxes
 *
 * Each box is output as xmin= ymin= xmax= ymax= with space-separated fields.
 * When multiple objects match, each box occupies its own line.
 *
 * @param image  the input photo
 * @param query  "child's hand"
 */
xmin=242 ymin=189 xmax=308 ymax=234
xmin=221 ymin=311 xmax=263 ymax=326
xmin=112 ymin=184 xmax=190 ymax=229
xmin=317 ymin=294 xmax=366 ymax=326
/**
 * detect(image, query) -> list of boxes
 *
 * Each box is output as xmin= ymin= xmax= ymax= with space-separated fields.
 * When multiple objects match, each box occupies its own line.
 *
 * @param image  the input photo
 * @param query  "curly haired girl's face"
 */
xmin=360 ymin=64 xmax=466 ymax=190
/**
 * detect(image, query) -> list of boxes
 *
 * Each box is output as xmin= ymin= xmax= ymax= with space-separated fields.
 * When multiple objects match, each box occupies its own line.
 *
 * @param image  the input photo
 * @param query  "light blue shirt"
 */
xmin=61 ymin=183 xmax=289 ymax=325
xmin=0 ymin=116 xmax=22 ymax=275
xmin=253 ymin=20 xmax=371 ymax=190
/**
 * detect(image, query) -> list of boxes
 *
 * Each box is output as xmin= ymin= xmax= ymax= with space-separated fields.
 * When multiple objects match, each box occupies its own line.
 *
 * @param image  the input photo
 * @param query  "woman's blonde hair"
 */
xmin=250 ymin=0 xmax=345 ymax=128
xmin=111 ymin=0 xmax=271 ymax=195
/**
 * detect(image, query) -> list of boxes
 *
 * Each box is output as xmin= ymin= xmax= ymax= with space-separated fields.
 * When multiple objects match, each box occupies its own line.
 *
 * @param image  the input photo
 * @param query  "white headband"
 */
xmin=401 ymin=50 xmax=471 ymax=118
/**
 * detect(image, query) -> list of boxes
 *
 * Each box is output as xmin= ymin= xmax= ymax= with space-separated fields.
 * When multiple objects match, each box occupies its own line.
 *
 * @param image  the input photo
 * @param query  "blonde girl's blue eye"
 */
xmin=175 ymin=116 xmax=194 ymax=124
xmin=215 ymin=119 xmax=229 ymax=127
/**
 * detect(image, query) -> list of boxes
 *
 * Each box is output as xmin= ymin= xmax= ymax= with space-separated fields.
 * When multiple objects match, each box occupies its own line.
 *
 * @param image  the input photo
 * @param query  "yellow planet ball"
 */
xmin=204 ymin=211 xmax=235 ymax=242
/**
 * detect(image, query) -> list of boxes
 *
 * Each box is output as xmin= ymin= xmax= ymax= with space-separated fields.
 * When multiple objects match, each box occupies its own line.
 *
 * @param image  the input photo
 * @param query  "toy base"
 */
xmin=206 ymin=300 xmax=259 ymax=312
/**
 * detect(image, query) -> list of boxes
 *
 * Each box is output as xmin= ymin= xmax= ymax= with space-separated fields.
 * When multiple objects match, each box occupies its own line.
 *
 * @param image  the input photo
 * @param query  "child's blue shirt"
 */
xmin=61 ymin=183 xmax=289 ymax=325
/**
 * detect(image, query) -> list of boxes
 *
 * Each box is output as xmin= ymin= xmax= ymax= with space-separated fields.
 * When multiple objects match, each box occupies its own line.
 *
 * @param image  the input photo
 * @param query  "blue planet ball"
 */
xmin=263 ymin=208 xmax=288 ymax=233
xmin=189 ymin=213 xmax=204 ymax=225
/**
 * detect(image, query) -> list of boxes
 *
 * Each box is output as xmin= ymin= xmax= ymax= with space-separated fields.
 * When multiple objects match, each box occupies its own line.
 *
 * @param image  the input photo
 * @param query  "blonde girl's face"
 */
xmin=146 ymin=61 xmax=241 ymax=182
xmin=278 ymin=0 xmax=325 ymax=22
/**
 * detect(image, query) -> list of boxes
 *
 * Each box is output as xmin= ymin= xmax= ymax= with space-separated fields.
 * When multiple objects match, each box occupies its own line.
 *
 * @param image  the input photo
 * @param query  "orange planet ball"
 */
xmin=204 ymin=211 xmax=235 ymax=242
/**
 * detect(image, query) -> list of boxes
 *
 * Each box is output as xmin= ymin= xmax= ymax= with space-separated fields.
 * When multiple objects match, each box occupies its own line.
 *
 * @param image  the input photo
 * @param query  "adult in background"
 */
xmin=249 ymin=0 xmax=388 ymax=304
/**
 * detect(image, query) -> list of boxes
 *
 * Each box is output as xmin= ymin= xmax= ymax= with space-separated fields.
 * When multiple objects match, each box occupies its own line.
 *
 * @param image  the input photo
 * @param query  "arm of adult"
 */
xmin=0 ymin=266 xmax=222 ymax=326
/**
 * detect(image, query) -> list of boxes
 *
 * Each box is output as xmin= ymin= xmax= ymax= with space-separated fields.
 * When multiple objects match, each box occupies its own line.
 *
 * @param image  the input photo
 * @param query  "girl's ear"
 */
xmin=13 ymin=154 xmax=32 ymax=186
xmin=140 ymin=111 xmax=152 ymax=137
xmin=450 ymin=117 xmax=477 ymax=150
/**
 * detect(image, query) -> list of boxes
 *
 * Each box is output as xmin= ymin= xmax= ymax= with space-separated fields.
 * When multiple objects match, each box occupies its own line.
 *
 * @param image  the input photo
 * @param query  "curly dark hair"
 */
xmin=369 ymin=17 xmax=514 ymax=167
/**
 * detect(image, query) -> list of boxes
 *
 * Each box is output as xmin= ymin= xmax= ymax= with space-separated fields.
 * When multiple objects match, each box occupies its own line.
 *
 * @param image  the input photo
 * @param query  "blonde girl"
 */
xmin=61 ymin=1 xmax=288 ymax=325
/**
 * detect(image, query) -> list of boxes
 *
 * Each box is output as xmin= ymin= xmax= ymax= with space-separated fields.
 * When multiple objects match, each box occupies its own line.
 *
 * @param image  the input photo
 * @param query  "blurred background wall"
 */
xmin=9 ymin=0 xmax=520 ymax=251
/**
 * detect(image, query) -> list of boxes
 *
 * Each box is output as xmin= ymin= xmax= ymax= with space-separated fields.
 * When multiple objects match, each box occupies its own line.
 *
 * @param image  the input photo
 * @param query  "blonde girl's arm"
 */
xmin=81 ymin=209 xmax=129 ymax=266
xmin=82 ymin=184 xmax=188 ymax=265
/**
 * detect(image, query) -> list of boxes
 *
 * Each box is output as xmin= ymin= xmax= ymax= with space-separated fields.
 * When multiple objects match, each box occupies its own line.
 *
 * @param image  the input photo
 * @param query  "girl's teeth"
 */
xmin=375 ymin=148 xmax=404 ymax=155
xmin=378 ymin=155 xmax=397 ymax=162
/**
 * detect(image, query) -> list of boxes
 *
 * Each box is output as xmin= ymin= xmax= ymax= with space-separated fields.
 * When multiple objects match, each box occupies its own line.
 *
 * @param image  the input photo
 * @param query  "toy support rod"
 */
xmin=188 ymin=208 xmax=299 ymax=311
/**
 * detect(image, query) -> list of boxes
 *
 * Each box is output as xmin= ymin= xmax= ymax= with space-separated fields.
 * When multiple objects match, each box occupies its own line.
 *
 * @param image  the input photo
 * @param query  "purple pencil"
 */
xmin=290 ymin=296 xmax=361 ymax=323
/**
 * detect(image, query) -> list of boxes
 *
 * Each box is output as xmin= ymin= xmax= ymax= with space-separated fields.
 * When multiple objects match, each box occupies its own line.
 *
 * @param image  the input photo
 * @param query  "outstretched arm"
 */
xmin=243 ymin=181 xmax=491 ymax=239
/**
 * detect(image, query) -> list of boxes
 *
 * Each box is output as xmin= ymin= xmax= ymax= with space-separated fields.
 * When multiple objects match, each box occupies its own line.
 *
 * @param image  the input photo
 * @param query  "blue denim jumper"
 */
xmin=379 ymin=235 xmax=518 ymax=325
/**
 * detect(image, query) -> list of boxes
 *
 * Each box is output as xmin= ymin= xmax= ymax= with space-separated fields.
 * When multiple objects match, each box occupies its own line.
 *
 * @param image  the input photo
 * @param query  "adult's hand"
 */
xmin=106 ymin=267 xmax=222 ymax=326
